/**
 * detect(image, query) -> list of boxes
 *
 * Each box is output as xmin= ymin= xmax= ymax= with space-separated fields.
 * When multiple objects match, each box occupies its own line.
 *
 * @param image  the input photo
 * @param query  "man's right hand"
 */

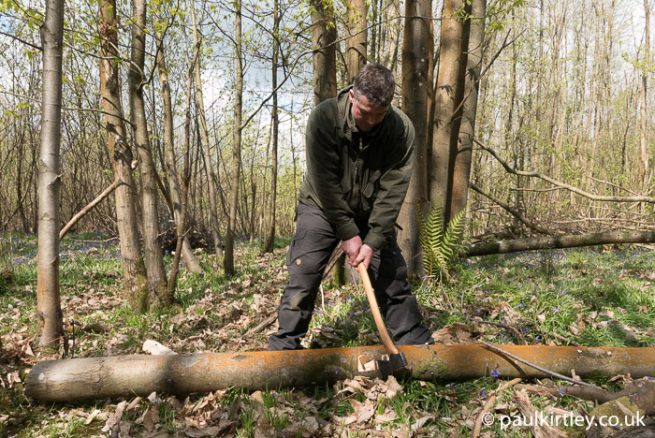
xmin=341 ymin=235 xmax=362 ymax=266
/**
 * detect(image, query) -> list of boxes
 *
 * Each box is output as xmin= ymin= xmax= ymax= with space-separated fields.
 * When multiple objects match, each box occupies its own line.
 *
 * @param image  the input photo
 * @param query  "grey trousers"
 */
xmin=268 ymin=203 xmax=431 ymax=350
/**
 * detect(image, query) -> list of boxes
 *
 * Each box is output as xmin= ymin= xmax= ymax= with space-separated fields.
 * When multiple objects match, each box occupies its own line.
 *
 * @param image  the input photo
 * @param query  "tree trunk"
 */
xmin=311 ymin=0 xmax=337 ymax=104
xmin=346 ymin=0 xmax=367 ymax=83
xmin=449 ymin=0 xmax=486 ymax=218
xmin=430 ymin=0 xmax=468 ymax=223
xmin=129 ymin=0 xmax=169 ymax=307
xmin=467 ymin=230 xmax=655 ymax=257
xmin=155 ymin=34 xmax=203 ymax=274
xmin=99 ymin=0 xmax=148 ymax=312
xmin=262 ymin=0 xmax=280 ymax=254
xmin=26 ymin=344 xmax=655 ymax=402
xmin=398 ymin=0 xmax=434 ymax=275
xmin=190 ymin=3 xmax=224 ymax=259
xmin=224 ymin=0 xmax=243 ymax=276
xmin=639 ymin=0 xmax=650 ymax=193
xmin=36 ymin=0 xmax=65 ymax=349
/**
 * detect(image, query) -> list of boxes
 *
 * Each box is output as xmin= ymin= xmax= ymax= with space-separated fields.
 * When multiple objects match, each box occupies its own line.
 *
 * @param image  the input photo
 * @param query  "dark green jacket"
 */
xmin=298 ymin=86 xmax=415 ymax=250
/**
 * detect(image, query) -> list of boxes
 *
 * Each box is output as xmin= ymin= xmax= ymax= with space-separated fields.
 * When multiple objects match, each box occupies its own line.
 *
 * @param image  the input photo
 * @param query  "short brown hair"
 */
xmin=353 ymin=63 xmax=395 ymax=107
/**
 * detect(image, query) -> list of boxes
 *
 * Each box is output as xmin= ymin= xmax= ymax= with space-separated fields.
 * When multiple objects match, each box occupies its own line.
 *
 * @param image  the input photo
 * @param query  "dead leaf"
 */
xmin=384 ymin=375 xmax=403 ymax=399
xmin=102 ymin=400 xmax=127 ymax=433
xmin=375 ymin=409 xmax=397 ymax=424
xmin=184 ymin=426 xmax=223 ymax=437
xmin=143 ymin=339 xmax=176 ymax=355
xmin=411 ymin=415 xmax=435 ymax=432
xmin=142 ymin=404 xmax=160 ymax=432
xmin=433 ymin=323 xmax=477 ymax=344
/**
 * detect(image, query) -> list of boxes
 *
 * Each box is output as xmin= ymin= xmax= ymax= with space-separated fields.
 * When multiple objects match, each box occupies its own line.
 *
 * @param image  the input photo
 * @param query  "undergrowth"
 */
xmin=0 ymin=234 xmax=653 ymax=437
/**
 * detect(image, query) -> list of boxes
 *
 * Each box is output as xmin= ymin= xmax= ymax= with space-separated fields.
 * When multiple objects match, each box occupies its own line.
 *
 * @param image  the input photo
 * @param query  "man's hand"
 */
xmin=341 ymin=235 xmax=362 ymax=266
xmin=353 ymin=244 xmax=373 ymax=269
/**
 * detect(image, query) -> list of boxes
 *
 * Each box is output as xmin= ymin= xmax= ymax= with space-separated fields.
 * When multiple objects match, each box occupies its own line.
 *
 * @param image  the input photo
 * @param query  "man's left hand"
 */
xmin=352 ymin=244 xmax=373 ymax=269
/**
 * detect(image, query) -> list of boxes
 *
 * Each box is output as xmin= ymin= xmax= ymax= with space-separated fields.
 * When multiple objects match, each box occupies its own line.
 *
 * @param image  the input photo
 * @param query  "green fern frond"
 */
xmin=416 ymin=203 xmax=467 ymax=282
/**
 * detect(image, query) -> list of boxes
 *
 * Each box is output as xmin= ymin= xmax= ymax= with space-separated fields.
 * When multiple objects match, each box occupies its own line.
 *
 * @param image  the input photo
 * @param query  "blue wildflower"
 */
xmin=490 ymin=367 xmax=500 ymax=378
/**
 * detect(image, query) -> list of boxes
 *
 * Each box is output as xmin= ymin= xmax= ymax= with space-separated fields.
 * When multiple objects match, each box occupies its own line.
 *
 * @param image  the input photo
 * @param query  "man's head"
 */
xmin=349 ymin=63 xmax=395 ymax=132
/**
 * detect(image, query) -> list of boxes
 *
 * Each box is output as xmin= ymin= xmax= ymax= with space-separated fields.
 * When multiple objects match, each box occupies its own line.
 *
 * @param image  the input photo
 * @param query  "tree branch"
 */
xmin=475 ymin=139 xmax=655 ymax=203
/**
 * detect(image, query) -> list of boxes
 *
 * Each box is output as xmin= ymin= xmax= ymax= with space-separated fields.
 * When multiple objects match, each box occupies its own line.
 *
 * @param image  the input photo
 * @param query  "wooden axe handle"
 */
xmin=357 ymin=263 xmax=400 ymax=355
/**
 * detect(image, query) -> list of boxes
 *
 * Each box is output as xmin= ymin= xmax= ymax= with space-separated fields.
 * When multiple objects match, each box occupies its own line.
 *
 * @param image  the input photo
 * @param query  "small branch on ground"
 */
xmin=480 ymin=341 xmax=603 ymax=389
xmin=472 ymin=377 xmax=522 ymax=438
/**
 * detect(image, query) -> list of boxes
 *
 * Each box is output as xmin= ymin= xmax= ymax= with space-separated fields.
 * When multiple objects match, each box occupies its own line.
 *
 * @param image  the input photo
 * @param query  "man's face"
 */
xmin=349 ymin=89 xmax=388 ymax=132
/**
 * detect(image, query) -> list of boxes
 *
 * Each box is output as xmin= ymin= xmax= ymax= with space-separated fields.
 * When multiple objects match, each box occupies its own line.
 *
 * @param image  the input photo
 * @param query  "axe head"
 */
xmin=376 ymin=352 xmax=409 ymax=378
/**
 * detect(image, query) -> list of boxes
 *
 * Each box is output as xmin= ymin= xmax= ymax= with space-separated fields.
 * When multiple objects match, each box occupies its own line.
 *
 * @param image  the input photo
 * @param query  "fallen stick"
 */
xmin=480 ymin=341 xmax=602 ymax=389
xmin=26 ymin=344 xmax=655 ymax=402
xmin=472 ymin=377 xmax=522 ymax=438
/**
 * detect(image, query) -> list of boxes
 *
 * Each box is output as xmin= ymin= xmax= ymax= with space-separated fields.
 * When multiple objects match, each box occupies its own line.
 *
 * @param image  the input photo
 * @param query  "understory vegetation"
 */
xmin=1 ymin=235 xmax=654 ymax=437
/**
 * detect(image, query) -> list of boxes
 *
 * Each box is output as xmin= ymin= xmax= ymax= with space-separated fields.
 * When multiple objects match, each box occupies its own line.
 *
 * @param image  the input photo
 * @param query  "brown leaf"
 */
xmin=433 ymin=323 xmax=477 ymax=344
xmin=142 ymin=404 xmax=160 ymax=432
xmin=375 ymin=409 xmax=397 ymax=424
xmin=384 ymin=375 xmax=403 ymax=399
xmin=184 ymin=426 xmax=223 ymax=437
xmin=411 ymin=415 xmax=435 ymax=432
xmin=102 ymin=400 xmax=127 ymax=433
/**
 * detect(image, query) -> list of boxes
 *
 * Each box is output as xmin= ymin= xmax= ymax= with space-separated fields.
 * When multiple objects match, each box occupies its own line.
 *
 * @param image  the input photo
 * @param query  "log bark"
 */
xmin=467 ymin=230 xmax=655 ymax=256
xmin=25 ymin=344 xmax=655 ymax=402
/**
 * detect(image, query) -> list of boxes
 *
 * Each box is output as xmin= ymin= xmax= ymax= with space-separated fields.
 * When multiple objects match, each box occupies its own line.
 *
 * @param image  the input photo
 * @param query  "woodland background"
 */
xmin=2 ymin=0 xmax=655 ymax=435
xmin=1 ymin=0 xmax=655 ymax=350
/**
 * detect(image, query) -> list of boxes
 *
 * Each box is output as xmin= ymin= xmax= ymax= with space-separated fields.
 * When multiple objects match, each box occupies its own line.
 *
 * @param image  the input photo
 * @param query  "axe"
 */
xmin=356 ymin=263 xmax=409 ymax=378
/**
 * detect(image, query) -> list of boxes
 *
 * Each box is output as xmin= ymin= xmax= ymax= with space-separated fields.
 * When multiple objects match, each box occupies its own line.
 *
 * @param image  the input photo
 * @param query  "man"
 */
xmin=269 ymin=63 xmax=433 ymax=350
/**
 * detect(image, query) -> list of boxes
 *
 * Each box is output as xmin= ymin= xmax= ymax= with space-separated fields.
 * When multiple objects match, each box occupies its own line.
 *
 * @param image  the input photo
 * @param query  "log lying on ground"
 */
xmin=26 ymin=344 xmax=655 ymax=402
xmin=467 ymin=230 xmax=655 ymax=256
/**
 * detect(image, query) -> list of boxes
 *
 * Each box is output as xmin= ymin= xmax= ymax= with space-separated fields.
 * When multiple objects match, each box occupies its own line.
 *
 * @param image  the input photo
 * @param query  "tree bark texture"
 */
xmin=36 ymin=0 xmax=65 ymax=348
xmin=224 ymin=0 xmax=243 ymax=276
xmin=311 ymin=0 xmax=337 ymax=105
xmin=155 ymin=37 xmax=203 ymax=274
xmin=346 ymin=0 xmax=367 ymax=83
xmin=467 ymin=230 xmax=655 ymax=257
xmin=398 ymin=0 xmax=434 ymax=275
xmin=449 ymin=0 xmax=486 ymax=219
xmin=129 ymin=0 xmax=169 ymax=307
xmin=99 ymin=0 xmax=148 ymax=311
xmin=431 ymin=0 xmax=468 ymax=223
xmin=26 ymin=344 xmax=655 ymax=402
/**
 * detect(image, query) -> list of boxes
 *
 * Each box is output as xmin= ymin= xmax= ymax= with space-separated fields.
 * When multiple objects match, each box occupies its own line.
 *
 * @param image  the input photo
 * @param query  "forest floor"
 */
xmin=1 ymin=235 xmax=655 ymax=437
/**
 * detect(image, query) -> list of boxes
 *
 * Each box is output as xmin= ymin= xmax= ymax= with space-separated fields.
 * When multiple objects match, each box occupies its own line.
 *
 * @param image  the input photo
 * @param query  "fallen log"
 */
xmin=25 ymin=344 xmax=655 ymax=402
xmin=467 ymin=230 xmax=655 ymax=256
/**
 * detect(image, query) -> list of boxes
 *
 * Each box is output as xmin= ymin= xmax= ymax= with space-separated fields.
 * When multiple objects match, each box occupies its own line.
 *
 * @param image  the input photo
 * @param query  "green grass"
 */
xmin=1 ymin=235 xmax=654 ymax=437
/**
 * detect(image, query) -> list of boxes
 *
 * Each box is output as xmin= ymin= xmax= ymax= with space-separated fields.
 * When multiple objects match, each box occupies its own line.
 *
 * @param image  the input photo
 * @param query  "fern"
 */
xmin=417 ymin=203 xmax=466 ymax=282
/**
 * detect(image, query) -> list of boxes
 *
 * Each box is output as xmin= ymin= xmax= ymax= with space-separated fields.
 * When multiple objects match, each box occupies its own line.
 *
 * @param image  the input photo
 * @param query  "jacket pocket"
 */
xmin=362 ymin=169 xmax=382 ymax=199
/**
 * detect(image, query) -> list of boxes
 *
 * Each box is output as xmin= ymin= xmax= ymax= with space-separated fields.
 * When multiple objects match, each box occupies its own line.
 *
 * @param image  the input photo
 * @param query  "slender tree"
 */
xmin=449 ymin=0 xmax=486 ymax=218
xmin=430 ymin=0 xmax=468 ymax=223
xmin=129 ymin=0 xmax=169 ymax=306
xmin=190 ymin=2 xmax=224 ymax=259
xmin=398 ymin=0 xmax=434 ymax=275
xmin=311 ymin=0 xmax=337 ymax=104
xmin=224 ymin=0 xmax=243 ymax=276
xmin=155 ymin=30 xmax=203 ymax=274
xmin=639 ymin=0 xmax=650 ymax=193
xmin=99 ymin=0 xmax=148 ymax=311
xmin=36 ymin=0 xmax=65 ymax=349
xmin=346 ymin=0 xmax=367 ymax=82
xmin=262 ymin=0 xmax=280 ymax=253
